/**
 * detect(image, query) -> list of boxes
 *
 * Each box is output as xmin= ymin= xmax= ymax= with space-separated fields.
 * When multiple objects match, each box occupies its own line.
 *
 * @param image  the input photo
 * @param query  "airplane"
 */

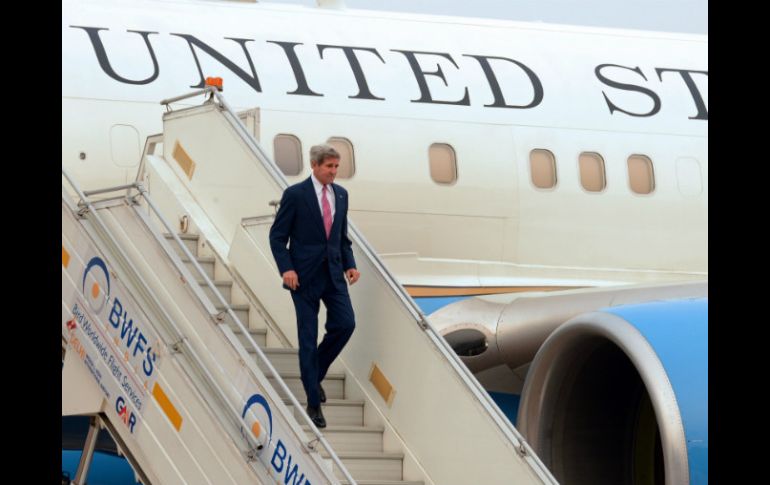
xmin=62 ymin=0 xmax=707 ymax=483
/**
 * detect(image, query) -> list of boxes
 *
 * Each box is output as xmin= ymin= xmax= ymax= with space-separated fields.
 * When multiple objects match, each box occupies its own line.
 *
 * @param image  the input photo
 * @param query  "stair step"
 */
xmin=227 ymin=326 xmax=267 ymax=348
xmin=215 ymin=304 xmax=250 ymax=325
xmin=302 ymin=425 xmax=383 ymax=452
xmin=284 ymin=398 xmax=364 ymax=427
xmin=198 ymin=280 xmax=232 ymax=303
xmin=329 ymin=452 xmax=405 ymax=481
xmin=182 ymin=255 xmax=215 ymax=279
xmin=267 ymin=372 xmax=345 ymax=401
xmin=252 ymin=347 xmax=341 ymax=375
xmin=163 ymin=233 xmax=199 ymax=258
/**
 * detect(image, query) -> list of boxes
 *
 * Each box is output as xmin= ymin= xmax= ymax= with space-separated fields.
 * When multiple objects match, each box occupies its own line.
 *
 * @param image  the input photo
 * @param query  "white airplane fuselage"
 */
xmin=62 ymin=0 xmax=708 ymax=291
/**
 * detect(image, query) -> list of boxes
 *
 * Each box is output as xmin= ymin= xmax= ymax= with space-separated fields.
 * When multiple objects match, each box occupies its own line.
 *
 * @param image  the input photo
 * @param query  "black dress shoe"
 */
xmin=306 ymin=405 xmax=326 ymax=428
xmin=319 ymin=384 xmax=326 ymax=403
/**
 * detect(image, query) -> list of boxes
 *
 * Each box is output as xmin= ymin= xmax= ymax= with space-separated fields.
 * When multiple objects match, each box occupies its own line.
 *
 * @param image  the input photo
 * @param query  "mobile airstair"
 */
xmin=62 ymin=85 xmax=558 ymax=484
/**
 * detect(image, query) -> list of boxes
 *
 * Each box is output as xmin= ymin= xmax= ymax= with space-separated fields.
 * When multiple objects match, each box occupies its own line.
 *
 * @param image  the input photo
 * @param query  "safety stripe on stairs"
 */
xmin=152 ymin=382 xmax=183 ymax=431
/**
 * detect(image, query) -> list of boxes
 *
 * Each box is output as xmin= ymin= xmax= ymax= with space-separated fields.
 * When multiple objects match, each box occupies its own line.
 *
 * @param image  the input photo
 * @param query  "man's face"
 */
xmin=312 ymin=157 xmax=340 ymax=185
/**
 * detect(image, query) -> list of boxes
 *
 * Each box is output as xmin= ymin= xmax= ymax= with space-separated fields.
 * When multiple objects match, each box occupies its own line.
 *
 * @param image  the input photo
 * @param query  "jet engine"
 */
xmin=429 ymin=283 xmax=707 ymax=485
xmin=517 ymin=299 xmax=707 ymax=485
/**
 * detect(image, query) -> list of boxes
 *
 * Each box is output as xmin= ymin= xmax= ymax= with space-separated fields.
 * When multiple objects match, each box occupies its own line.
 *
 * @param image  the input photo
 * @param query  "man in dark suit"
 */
xmin=269 ymin=144 xmax=360 ymax=428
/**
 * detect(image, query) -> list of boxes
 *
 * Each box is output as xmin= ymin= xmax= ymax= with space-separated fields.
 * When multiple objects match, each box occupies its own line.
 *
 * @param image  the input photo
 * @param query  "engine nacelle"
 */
xmin=517 ymin=298 xmax=707 ymax=485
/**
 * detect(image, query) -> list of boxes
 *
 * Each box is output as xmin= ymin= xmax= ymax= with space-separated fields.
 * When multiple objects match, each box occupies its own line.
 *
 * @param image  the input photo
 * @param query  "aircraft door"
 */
xmin=110 ymin=124 xmax=141 ymax=168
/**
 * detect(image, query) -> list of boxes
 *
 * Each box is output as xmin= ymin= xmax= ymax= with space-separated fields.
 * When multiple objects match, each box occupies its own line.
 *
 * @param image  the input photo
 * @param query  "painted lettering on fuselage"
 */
xmin=70 ymin=26 xmax=707 ymax=121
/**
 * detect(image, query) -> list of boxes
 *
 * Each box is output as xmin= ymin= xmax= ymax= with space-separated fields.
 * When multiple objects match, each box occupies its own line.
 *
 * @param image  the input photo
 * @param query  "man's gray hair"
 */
xmin=310 ymin=144 xmax=341 ymax=165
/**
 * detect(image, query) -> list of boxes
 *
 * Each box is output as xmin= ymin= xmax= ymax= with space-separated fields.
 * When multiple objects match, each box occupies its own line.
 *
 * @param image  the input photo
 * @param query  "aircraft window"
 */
xmin=273 ymin=134 xmax=303 ymax=176
xmin=627 ymin=154 xmax=655 ymax=194
xmin=579 ymin=152 xmax=606 ymax=192
xmin=529 ymin=149 xmax=557 ymax=189
xmin=429 ymin=143 xmax=458 ymax=184
xmin=327 ymin=137 xmax=356 ymax=178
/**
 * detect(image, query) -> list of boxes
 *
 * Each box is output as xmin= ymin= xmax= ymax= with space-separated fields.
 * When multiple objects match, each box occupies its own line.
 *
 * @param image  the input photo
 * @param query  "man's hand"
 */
xmin=282 ymin=270 xmax=299 ymax=290
xmin=345 ymin=268 xmax=360 ymax=285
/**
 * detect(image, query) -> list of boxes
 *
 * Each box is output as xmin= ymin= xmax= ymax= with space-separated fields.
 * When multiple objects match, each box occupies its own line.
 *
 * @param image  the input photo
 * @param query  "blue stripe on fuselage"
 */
xmin=413 ymin=296 xmax=471 ymax=315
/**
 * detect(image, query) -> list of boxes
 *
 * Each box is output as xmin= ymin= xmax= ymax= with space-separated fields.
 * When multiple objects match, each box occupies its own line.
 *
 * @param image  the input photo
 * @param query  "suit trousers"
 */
xmin=290 ymin=265 xmax=355 ymax=407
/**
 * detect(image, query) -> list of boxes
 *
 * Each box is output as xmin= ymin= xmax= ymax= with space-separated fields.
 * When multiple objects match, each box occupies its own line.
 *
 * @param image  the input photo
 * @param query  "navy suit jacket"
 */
xmin=269 ymin=177 xmax=356 ymax=294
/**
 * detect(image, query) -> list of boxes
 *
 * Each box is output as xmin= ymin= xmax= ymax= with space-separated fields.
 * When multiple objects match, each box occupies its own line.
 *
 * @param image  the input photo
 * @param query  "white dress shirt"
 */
xmin=311 ymin=173 xmax=336 ymax=218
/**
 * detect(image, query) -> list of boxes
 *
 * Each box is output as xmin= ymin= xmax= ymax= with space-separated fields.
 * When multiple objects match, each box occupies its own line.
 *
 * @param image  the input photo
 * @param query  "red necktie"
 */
xmin=322 ymin=185 xmax=332 ymax=239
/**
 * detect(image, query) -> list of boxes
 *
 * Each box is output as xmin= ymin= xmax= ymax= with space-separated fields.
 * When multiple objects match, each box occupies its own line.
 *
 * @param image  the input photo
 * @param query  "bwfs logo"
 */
xmin=82 ymin=256 xmax=111 ymax=314
xmin=243 ymin=394 xmax=315 ymax=484
xmin=242 ymin=393 xmax=273 ymax=449
xmin=79 ymin=254 xmax=159 ymax=380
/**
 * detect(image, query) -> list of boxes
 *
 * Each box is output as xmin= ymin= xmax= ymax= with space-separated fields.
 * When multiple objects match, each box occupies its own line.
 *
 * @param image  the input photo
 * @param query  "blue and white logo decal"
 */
xmin=82 ymin=256 xmax=111 ymax=314
xmin=242 ymin=393 xmax=273 ymax=445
